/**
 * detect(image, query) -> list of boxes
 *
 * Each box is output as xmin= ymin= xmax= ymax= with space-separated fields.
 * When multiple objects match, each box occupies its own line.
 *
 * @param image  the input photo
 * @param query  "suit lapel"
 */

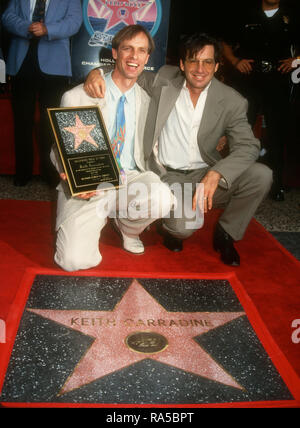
xmin=22 ymin=0 xmax=31 ymax=19
xmin=197 ymin=77 xmax=224 ymax=143
xmin=45 ymin=0 xmax=59 ymax=21
xmin=154 ymin=75 xmax=183 ymax=142
xmin=96 ymin=98 xmax=109 ymax=125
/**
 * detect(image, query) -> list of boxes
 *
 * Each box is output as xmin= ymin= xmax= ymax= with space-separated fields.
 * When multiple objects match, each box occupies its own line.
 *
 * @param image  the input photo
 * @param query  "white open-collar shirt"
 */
xmin=158 ymin=80 xmax=210 ymax=170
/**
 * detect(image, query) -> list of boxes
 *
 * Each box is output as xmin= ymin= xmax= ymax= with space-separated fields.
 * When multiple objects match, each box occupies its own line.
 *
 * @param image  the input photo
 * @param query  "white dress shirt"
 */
xmin=158 ymin=80 xmax=210 ymax=170
xmin=105 ymin=72 xmax=137 ymax=171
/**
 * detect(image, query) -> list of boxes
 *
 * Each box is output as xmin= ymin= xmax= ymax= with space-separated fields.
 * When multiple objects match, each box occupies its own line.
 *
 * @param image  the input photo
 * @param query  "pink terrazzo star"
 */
xmin=27 ymin=280 xmax=245 ymax=395
xmin=64 ymin=115 xmax=98 ymax=150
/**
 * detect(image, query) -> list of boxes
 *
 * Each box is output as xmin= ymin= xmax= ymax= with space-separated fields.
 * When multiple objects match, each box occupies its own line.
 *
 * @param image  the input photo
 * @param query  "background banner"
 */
xmin=71 ymin=0 xmax=171 ymax=83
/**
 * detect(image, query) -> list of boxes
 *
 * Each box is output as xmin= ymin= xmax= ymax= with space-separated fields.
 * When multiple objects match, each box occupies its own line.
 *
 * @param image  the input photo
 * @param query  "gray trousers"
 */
xmin=161 ymin=162 xmax=273 ymax=242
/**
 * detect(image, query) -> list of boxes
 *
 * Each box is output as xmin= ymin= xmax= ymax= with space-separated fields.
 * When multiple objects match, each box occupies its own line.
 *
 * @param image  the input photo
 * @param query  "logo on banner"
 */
xmin=83 ymin=0 xmax=162 ymax=47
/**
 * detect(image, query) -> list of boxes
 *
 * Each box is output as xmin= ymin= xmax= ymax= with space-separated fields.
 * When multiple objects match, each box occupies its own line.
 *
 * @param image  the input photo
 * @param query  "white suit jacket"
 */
xmin=51 ymin=83 xmax=150 ymax=228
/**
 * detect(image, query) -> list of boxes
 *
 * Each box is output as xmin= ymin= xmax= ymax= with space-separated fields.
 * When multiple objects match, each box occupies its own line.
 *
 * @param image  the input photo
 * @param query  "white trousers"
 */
xmin=55 ymin=170 xmax=174 ymax=271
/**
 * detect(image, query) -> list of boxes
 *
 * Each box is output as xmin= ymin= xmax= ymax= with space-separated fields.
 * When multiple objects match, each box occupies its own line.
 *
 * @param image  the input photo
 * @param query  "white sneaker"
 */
xmin=113 ymin=219 xmax=145 ymax=254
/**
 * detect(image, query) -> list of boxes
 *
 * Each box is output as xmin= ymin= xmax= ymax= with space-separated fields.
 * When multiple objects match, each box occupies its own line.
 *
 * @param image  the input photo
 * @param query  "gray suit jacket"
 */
xmin=139 ymin=65 xmax=260 ymax=189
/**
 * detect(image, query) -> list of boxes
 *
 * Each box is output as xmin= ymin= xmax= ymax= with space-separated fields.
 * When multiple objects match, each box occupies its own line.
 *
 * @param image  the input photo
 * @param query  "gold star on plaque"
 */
xmin=64 ymin=114 xmax=98 ymax=150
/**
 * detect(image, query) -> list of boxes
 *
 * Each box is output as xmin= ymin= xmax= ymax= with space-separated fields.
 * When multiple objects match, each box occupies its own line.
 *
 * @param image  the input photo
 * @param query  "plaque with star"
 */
xmin=48 ymin=106 xmax=121 ymax=196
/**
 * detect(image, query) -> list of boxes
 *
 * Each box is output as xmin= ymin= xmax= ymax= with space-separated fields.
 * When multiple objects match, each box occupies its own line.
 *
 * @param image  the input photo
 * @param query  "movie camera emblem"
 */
xmin=126 ymin=331 xmax=168 ymax=354
xmin=83 ymin=0 xmax=162 ymax=48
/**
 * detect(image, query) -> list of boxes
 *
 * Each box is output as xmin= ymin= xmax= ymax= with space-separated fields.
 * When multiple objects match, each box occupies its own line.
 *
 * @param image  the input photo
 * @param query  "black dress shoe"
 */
xmin=163 ymin=235 xmax=183 ymax=252
xmin=156 ymin=222 xmax=183 ymax=252
xmin=213 ymin=223 xmax=240 ymax=266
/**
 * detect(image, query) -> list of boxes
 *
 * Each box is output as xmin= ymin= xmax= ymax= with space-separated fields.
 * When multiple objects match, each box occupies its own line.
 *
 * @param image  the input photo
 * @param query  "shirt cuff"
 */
xmin=97 ymin=67 xmax=105 ymax=77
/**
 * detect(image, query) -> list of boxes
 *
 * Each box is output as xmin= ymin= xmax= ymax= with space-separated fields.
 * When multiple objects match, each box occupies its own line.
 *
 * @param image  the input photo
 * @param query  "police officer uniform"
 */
xmin=223 ymin=2 xmax=300 ymax=200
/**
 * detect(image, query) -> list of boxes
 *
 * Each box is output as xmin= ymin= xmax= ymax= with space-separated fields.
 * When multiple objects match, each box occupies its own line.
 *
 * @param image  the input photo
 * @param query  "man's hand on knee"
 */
xmin=60 ymin=172 xmax=100 ymax=200
xmin=193 ymin=170 xmax=221 ymax=213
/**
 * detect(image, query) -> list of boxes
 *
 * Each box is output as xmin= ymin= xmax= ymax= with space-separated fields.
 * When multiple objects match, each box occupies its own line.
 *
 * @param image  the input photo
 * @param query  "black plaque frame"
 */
xmin=48 ymin=106 xmax=121 ymax=196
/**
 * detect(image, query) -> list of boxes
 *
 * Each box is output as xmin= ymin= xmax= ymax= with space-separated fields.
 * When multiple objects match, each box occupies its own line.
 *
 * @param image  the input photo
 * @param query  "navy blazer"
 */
xmin=2 ymin=0 xmax=82 ymax=76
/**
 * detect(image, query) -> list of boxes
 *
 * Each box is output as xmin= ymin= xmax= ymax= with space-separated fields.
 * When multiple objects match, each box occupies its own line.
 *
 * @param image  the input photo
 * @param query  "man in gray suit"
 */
xmin=84 ymin=33 xmax=273 ymax=266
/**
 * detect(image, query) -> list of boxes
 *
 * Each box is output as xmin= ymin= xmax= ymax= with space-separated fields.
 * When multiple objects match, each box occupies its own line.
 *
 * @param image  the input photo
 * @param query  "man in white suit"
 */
xmin=51 ymin=25 xmax=174 ymax=272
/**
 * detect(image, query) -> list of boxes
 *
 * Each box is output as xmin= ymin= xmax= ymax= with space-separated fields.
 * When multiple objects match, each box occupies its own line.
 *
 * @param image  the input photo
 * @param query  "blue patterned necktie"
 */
xmin=32 ymin=0 xmax=46 ymax=22
xmin=112 ymin=95 xmax=126 ymax=178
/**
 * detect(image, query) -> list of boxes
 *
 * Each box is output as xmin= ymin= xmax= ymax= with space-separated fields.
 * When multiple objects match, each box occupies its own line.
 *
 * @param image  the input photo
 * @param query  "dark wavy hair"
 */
xmin=179 ymin=33 xmax=222 ymax=64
